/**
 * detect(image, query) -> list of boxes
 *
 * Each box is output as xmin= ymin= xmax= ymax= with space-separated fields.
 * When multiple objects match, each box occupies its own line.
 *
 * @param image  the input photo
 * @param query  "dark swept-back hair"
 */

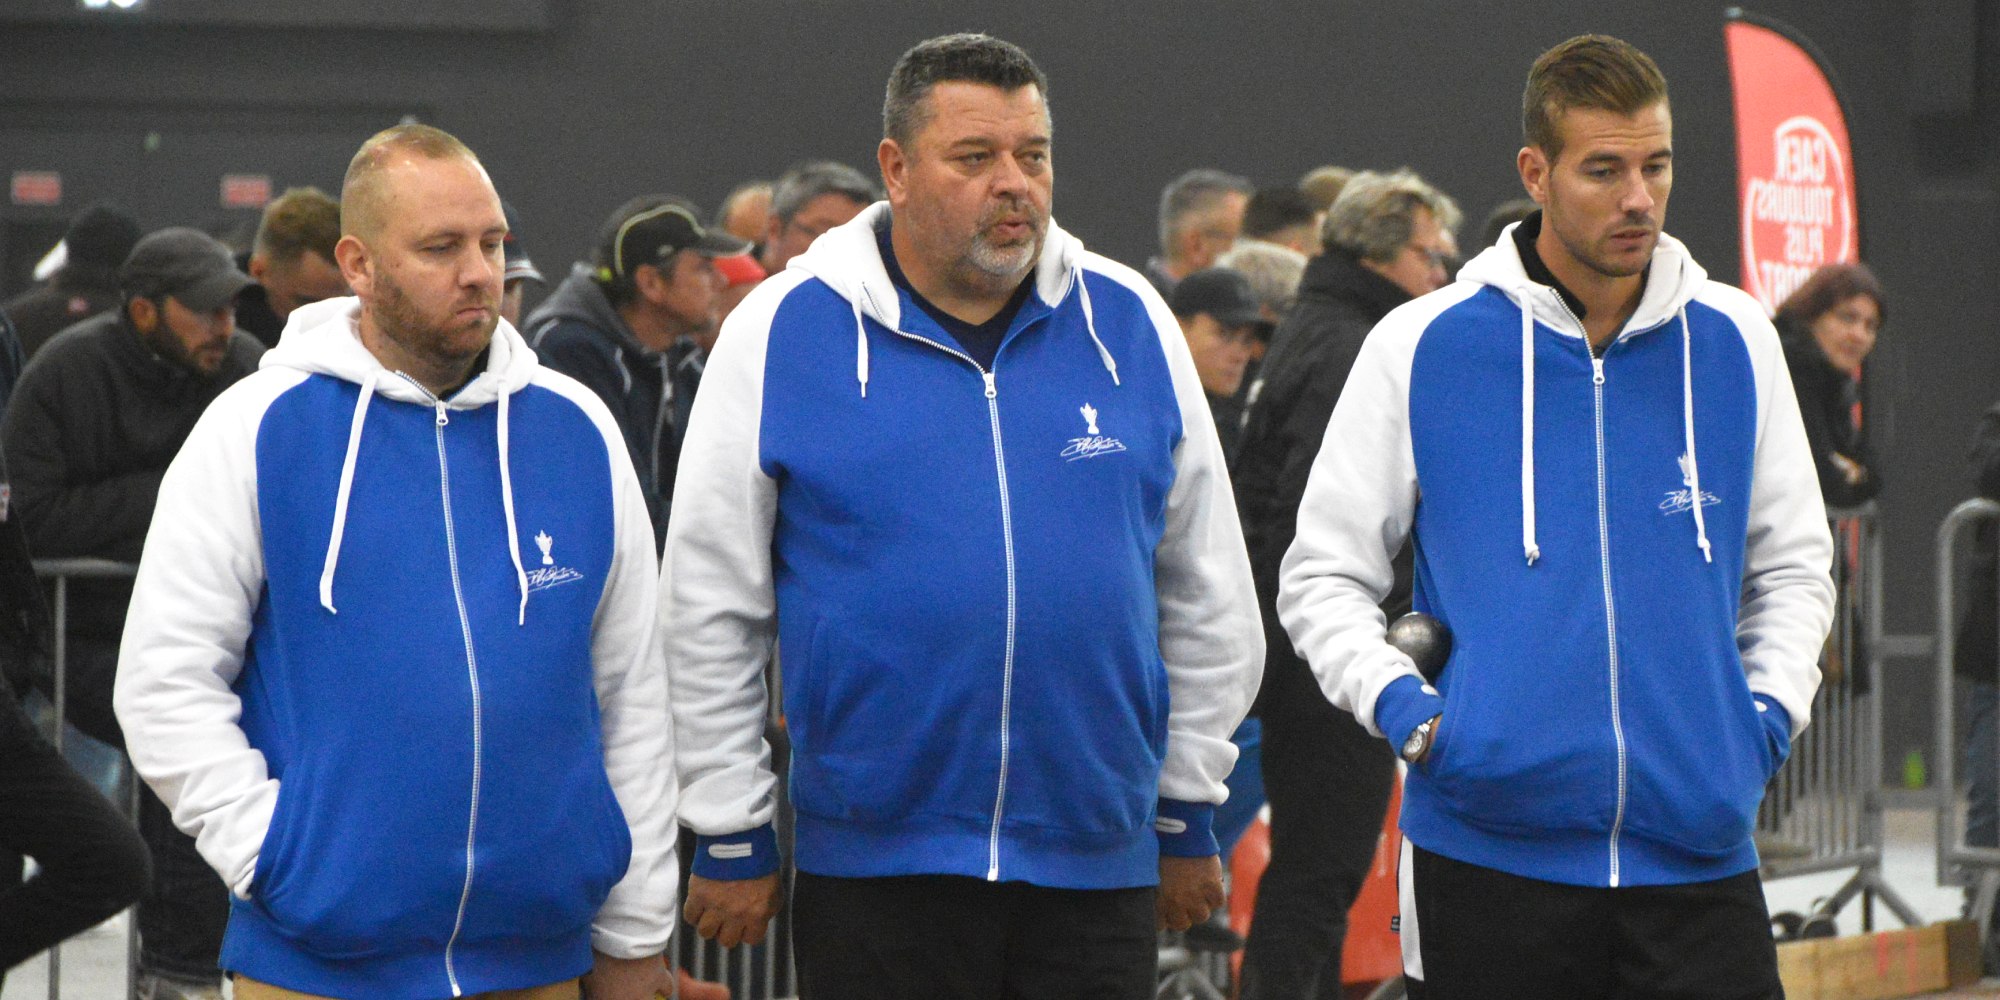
xmin=1523 ymin=34 xmax=1669 ymax=161
xmin=1775 ymin=262 xmax=1888 ymax=330
xmin=882 ymin=33 xmax=1049 ymax=146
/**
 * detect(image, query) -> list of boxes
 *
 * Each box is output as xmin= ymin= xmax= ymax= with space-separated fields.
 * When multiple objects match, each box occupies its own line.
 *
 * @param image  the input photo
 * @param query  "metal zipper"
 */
xmin=1586 ymin=353 xmax=1630 ymax=886
xmin=652 ymin=355 xmax=673 ymax=500
xmin=881 ymin=327 xmax=1019 ymax=881
xmin=404 ymin=383 xmax=485 ymax=997
xmin=1536 ymin=292 xmax=1632 ymax=888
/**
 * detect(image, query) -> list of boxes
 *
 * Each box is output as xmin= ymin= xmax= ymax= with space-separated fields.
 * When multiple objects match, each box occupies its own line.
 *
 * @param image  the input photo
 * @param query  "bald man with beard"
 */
xmin=114 ymin=124 xmax=678 ymax=1000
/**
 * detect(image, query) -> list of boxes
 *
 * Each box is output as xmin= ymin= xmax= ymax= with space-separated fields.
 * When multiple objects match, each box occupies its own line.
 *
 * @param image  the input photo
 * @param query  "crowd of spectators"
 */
xmin=0 ymin=103 xmax=1943 ymax=997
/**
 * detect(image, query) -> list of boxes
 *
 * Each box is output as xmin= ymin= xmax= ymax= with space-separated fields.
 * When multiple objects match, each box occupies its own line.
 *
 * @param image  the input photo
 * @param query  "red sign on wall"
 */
xmin=10 ymin=171 xmax=62 ymax=206
xmin=1725 ymin=15 xmax=1860 ymax=314
xmin=221 ymin=174 xmax=273 ymax=209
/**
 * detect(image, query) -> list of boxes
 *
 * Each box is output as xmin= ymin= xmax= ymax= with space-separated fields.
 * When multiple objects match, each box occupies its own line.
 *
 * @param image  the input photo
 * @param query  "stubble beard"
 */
xmin=370 ymin=273 xmax=496 ymax=373
xmin=1547 ymin=191 xmax=1656 ymax=280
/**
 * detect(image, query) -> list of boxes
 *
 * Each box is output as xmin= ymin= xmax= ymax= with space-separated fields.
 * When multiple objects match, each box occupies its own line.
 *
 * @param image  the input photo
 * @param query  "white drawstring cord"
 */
xmin=1520 ymin=301 xmax=1540 ymax=565
xmin=1075 ymin=267 xmax=1120 ymax=386
xmin=497 ymin=387 xmax=530 ymax=623
xmin=1680 ymin=306 xmax=1713 ymax=563
xmin=854 ymin=297 xmax=869 ymax=398
xmin=319 ymin=371 xmax=380 ymax=613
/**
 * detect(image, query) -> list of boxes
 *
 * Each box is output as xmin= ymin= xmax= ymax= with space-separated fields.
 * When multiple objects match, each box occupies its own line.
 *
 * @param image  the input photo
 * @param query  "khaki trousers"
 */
xmin=233 ymin=974 xmax=580 ymax=1000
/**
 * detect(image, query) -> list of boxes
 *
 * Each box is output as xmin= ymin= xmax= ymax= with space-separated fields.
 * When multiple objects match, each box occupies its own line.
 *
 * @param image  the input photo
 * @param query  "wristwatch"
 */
xmin=1401 ymin=715 xmax=1440 ymax=764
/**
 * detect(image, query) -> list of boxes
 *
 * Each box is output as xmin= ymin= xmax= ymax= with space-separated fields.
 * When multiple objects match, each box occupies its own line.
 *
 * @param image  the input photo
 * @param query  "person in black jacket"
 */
xmin=1230 ymin=169 xmax=1459 ymax=1000
xmin=1775 ymin=263 xmax=1884 ymax=510
xmin=0 ymin=227 xmax=261 ymax=1000
xmin=524 ymin=196 xmax=749 ymax=549
xmin=2 ymin=203 xmax=141 ymax=359
xmin=1775 ymin=265 xmax=1885 ymax=703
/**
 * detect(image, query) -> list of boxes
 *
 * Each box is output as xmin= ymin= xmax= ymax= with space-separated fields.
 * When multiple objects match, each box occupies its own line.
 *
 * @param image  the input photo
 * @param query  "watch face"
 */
xmin=1402 ymin=726 xmax=1427 ymax=760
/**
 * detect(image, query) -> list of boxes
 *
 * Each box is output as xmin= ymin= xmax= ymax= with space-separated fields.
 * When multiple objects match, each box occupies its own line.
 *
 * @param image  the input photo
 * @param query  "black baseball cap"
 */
xmin=597 ymin=196 xmax=752 ymax=281
xmin=1170 ymin=267 xmax=1265 ymax=330
xmin=119 ymin=227 xmax=255 ymax=312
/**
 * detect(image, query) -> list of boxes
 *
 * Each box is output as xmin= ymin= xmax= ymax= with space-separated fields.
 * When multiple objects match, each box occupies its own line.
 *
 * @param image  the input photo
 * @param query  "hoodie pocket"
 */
xmin=790 ymin=614 xmax=993 ymax=824
xmin=1418 ymin=655 xmax=1616 ymax=836
xmin=250 ymin=764 xmax=452 ymax=960
xmin=1623 ymin=680 xmax=1771 ymax=856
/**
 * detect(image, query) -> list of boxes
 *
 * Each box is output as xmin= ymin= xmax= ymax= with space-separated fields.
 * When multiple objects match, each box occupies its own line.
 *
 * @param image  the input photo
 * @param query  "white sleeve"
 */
xmin=1136 ymin=285 xmax=1263 ymax=806
xmin=1276 ymin=312 xmax=1428 ymax=736
xmin=114 ymin=375 xmax=293 ymax=899
xmin=658 ymin=284 xmax=783 ymax=839
xmin=569 ymin=383 xmax=680 ymax=958
xmin=1723 ymin=292 xmax=1835 ymax=734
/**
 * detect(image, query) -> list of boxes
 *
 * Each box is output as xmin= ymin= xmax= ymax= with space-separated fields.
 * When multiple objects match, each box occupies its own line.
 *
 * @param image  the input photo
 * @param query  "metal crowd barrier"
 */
xmin=1934 ymin=498 xmax=2000 ymax=938
xmin=29 ymin=557 xmax=141 ymax=1000
xmin=1754 ymin=504 xmax=1922 ymax=929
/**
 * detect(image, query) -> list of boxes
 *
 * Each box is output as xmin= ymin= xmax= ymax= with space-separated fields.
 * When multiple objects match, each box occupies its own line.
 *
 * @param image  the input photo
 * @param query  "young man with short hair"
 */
xmin=1279 ymin=35 xmax=1833 ymax=997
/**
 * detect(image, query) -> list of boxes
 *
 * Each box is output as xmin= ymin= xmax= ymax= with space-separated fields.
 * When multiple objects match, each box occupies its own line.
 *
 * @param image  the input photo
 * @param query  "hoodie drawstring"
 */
xmin=853 ymin=296 xmax=870 ymax=398
xmin=1517 ymin=300 xmax=1712 ymax=569
xmin=320 ymin=371 xmax=380 ymax=613
xmin=497 ymin=388 xmax=531 ymax=622
xmin=319 ymin=372 xmax=533 ymax=622
xmin=1520 ymin=304 xmax=1540 ymax=566
xmin=1679 ymin=306 xmax=1713 ymax=563
xmin=1074 ymin=267 xmax=1120 ymax=386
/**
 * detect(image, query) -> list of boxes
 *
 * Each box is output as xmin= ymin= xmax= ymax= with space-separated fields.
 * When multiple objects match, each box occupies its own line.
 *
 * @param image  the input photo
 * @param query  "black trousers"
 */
xmin=790 ymin=872 xmax=1156 ymax=1000
xmin=61 ymin=634 xmax=231 ymax=982
xmin=1239 ymin=649 xmax=1397 ymax=1000
xmin=0 ymin=677 xmax=149 ymax=972
xmin=1405 ymin=845 xmax=1782 ymax=1000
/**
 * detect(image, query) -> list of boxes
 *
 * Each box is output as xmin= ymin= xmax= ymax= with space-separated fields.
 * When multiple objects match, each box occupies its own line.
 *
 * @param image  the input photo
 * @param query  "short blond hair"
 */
xmin=341 ymin=123 xmax=481 ymax=239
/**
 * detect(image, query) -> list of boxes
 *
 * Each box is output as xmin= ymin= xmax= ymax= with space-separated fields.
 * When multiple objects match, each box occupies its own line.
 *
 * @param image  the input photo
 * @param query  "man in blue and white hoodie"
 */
xmin=1280 ymin=36 xmax=1833 ymax=998
xmin=662 ymin=33 xmax=1262 ymax=1000
xmin=114 ymin=125 xmax=677 ymax=1000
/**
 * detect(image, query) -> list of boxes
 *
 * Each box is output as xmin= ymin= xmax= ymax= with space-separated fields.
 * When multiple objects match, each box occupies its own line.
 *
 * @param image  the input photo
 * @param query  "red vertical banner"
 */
xmin=1725 ymin=12 xmax=1861 ymax=315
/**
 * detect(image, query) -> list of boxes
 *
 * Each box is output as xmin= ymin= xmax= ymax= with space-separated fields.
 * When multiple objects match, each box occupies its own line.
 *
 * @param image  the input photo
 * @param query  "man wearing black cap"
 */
xmin=0 ymin=226 xmax=263 ymax=1000
xmin=500 ymin=200 xmax=545 ymax=328
xmin=523 ymin=195 xmax=750 ymax=548
xmin=1169 ymin=267 xmax=1268 ymax=462
xmin=3 ymin=202 xmax=143 ymax=359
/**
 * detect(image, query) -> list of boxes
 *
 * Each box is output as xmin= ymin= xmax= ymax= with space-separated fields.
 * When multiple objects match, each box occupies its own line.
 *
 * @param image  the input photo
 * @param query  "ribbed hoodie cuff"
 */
xmin=691 ymin=824 xmax=779 ymax=880
xmin=1155 ymin=799 xmax=1218 ymax=858
xmin=1375 ymin=673 xmax=1445 ymax=749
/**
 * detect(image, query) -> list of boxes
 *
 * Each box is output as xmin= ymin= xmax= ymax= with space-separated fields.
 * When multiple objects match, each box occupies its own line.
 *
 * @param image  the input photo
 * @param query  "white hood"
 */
xmin=784 ymin=201 xmax=1120 ymax=395
xmin=264 ymin=295 xmax=542 ymax=624
xmin=1457 ymin=225 xmax=1716 ymax=566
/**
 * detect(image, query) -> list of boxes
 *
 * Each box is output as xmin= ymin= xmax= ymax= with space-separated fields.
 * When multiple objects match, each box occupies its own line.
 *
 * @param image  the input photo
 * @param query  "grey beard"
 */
xmin=967 ymin=233 xmax=1039 ymax=280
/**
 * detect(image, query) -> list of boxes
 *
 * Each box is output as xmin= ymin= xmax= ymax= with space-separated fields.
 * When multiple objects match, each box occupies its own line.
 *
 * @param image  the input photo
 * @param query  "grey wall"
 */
xmin=5 ymin=0 xmax=1997 ymax=780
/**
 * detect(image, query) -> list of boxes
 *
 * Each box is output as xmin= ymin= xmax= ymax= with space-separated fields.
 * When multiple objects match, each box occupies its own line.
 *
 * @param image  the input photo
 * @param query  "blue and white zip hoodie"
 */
xmin=1278 ymin=227 xmax=1834 ymax=888
xmin=662 ymin=203 xmax=1262 ymax=889
xmin=114 ymin=297 xmax=677 ymax=999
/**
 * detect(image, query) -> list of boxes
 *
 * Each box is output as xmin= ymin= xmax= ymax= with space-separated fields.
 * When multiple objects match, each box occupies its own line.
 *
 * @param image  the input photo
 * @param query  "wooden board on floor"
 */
xmin=1777 ymin=922 xmax=1983 ymax=1000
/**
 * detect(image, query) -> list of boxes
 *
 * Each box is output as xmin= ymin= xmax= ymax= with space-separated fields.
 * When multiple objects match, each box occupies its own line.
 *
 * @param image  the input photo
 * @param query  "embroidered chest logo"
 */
xmin=527 ymin=530 xmax=586 ymax=593
xmin=1657 ymin=453 xmax=1722 ymax=516
xmin=1061 ymin=403 xmax=1128 ymax=462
